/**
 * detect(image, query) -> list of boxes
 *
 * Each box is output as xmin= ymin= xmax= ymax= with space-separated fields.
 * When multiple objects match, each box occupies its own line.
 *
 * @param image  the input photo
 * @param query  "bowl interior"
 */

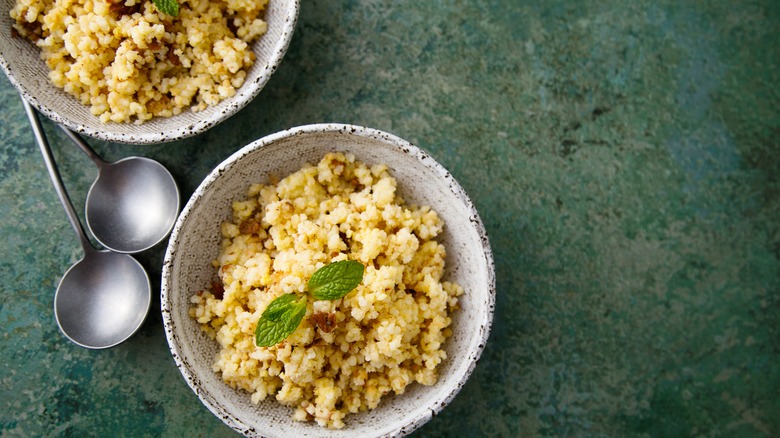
xmin=0 ymin=0 xmax=299 ymax=144
xmin=163 ymin=125 xmax=494 ymax=437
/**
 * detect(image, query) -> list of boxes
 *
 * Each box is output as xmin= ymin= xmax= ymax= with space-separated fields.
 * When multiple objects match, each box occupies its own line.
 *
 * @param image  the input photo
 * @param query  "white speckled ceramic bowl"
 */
xmin=161 ymin=124 xmax=495 ymax=437
xmin=0 ymin=0 xmax=299 ymax=144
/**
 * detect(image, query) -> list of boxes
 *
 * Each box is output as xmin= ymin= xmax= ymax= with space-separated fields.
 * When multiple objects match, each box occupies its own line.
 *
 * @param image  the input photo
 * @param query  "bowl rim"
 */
xmin=161 ymin=123 xmax=496 ymax=437
xmin=0 ymin=0 xmax=300 ymax=145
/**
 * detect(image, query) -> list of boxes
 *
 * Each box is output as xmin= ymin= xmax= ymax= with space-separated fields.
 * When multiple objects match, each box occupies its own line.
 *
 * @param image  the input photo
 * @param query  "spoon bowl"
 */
xmin=55 ymin=248 xmax=151 ymax=349
xmin=86 ymin=156 xmax=179 ymax=254
xmin=23 ymin=98 xmax=152 ymax=349
xmin=61 ymin=128 xmax=180 ymax=254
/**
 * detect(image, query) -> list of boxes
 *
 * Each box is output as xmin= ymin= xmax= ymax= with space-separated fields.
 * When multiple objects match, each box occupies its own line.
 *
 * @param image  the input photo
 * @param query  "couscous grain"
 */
xmin=10 ymin=0 xmax=268 ymax=123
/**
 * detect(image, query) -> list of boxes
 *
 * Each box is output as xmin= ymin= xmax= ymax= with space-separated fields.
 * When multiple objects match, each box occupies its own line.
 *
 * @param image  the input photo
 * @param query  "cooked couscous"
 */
xmin=10 ymin=0 xmax=268 ymax=123
xmin=189 ymin=152 xmax=463 ymax=428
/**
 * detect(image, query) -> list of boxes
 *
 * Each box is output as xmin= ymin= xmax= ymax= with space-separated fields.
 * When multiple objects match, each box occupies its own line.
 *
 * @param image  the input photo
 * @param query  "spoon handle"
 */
xmin=22 ymin=99 xmax=94 ymax=254
xmin=58 ymin=125 xmax=108 ymax=166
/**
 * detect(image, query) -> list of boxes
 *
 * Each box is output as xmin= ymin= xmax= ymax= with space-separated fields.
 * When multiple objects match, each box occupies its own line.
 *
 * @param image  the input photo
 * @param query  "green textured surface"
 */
xmin=1 ymin=0 xmax=778 ymax=436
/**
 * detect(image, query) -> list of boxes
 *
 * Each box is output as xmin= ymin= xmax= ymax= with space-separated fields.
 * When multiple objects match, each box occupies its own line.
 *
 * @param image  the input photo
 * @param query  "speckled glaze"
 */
xmin=0 ymin=0 xmax=299 ymax=145
xmin=161 ymin=124 xmax=496 ymax=437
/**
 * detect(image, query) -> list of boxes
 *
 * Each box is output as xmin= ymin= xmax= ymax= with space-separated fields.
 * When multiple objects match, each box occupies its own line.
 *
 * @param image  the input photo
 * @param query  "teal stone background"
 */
xmin=1 ymin=0 xmax=778 ymax=436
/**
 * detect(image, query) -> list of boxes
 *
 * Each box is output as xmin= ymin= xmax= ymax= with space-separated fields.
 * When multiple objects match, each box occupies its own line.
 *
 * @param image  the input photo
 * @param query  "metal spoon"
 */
xmin=23 ymin=99 xmax=151 ymax=349
xmin=58 ymin=127 xmax=180 ymax=254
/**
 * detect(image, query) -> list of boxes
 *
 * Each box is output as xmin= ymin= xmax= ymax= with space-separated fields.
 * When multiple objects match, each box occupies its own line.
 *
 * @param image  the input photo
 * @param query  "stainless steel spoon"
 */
xmin=23 ymin=99 xmax=151 ymax=349
xmin=59 ymin=127 xmax=180 ymax=254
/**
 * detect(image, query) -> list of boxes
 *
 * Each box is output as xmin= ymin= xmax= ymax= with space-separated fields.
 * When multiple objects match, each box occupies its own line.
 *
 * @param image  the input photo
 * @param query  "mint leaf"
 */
xmin=261 ymin=293 xmax=299 ymax=321
xmin=309 ymin=260 xmax=364 ymax=300
xmin=152 ymin=0 xmax=179 ymax=16
xmin=254 ymin=294 xmax=307 ymax=347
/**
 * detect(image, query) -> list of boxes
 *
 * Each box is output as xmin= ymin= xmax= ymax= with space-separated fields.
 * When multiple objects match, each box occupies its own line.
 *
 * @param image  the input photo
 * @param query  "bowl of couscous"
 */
xmin=0 ymin=0 xmax=299 ymax=144
xmin=161 ymin=124 xmax=495 ymax=437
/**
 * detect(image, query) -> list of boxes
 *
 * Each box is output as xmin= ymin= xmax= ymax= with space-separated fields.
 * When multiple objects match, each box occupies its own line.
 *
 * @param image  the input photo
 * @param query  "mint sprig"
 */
xmin=254 ymin=260 xmax=364 ymax=347
xmin=152 ymin=0 xmax=179 ymax=16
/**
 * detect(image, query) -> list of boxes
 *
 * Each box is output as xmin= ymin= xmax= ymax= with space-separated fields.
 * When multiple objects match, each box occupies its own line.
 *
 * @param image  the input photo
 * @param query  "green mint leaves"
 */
xmin=254 ymin=294 xmax=307 ymax=347
xmin=254 ymin=260 xmax=364 ymax=347
xmin=309 ymin=260 xmax=365 ymax=300
xmin=152 ymin=0 xmax=179 ymax=16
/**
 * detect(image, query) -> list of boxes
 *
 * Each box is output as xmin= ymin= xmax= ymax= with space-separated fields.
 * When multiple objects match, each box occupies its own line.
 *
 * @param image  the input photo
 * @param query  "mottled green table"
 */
xmin=1 ymin=1 xmax=778 ymax=436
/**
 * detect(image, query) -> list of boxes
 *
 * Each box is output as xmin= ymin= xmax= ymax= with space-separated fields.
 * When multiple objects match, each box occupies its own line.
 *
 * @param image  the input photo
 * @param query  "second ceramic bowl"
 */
xmin=162 ymin=124 xmax=495 ymax=437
